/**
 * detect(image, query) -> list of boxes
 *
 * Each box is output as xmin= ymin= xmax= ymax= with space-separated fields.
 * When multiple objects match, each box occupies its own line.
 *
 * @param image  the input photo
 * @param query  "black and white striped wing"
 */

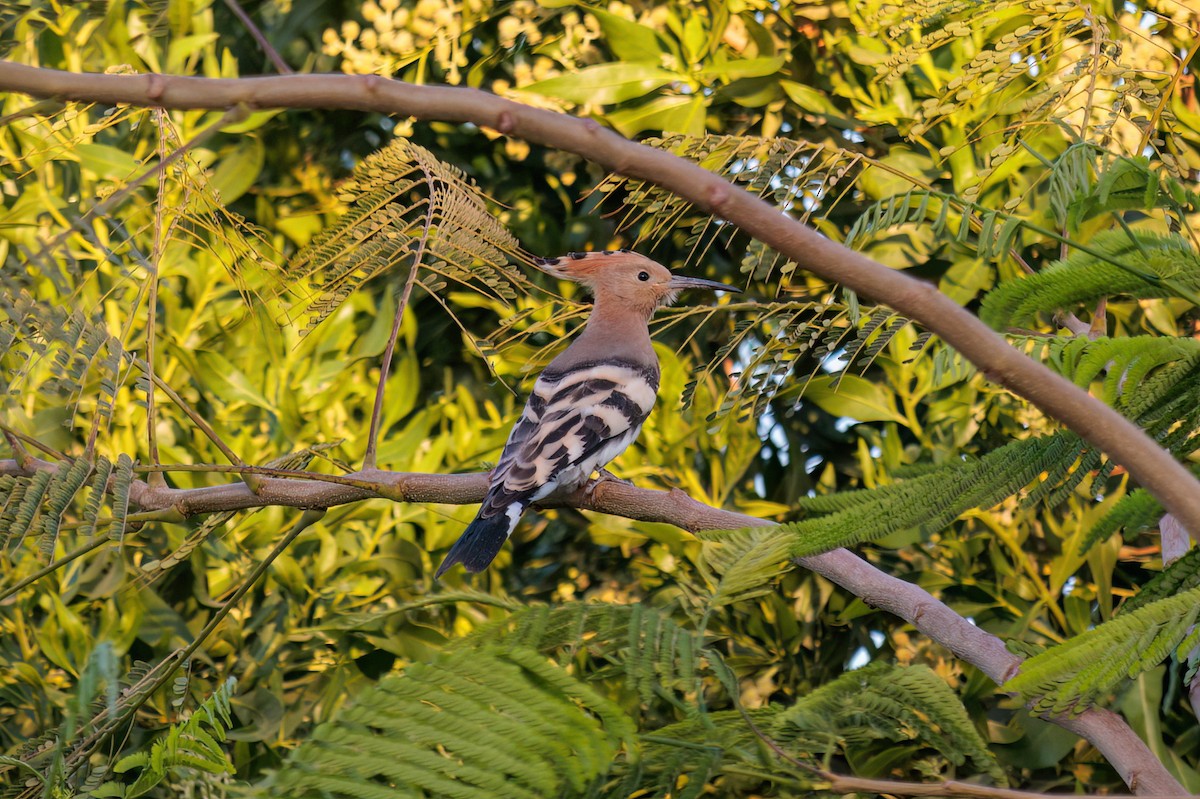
xmin=476 ymin=360 xmax=660 ymax=519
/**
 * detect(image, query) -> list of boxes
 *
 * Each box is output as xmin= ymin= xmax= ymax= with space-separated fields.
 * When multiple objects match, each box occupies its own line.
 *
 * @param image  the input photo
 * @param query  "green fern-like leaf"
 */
xmin=688 ymin=433 xmax=1090 ymax=602
xmin=460 ymin=602 xmax=707 ymax=705
xmin=38 ymin=457 xmax=92 ymax=560
xmin=108 ymin=454 xmax=135 ymax=542
xmin=772 ymin=661 xmax=1005 ymax=782
xmin=1079 ymin=488 xmax=1163 ymax=554
xmin=281 ymin=139 xmax=522 ymax=337
xmin=786 ymin=433 xmax=1078 ymax=558
xmin=263 ymin=647 xmax=633 ymax=799
xmin=1123 ymin=547 xmax=1200 ymax=614
xmin=695 ymin=527 xmax=796 ymax=606
xmin=981 ymin=231 xmax=1200 ymax=329
xmin=77 ymin=455 xmax=113 ymax=541
xmin=1004 ymin=584 xmax=1200 ymax=714
xmin=107 ymin=677 xmax=237 ymax=798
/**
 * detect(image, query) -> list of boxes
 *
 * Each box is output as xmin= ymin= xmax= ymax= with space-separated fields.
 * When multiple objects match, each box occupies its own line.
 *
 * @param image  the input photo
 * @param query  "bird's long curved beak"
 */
xmin=668 ymin=275 xmax=742 ymax=293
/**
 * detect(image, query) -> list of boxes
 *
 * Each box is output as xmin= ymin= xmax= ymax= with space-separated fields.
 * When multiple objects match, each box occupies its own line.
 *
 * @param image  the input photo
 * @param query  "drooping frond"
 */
xmin=772 ymin=661 xmax=1005 ymax=783
xmin=263 ymin=599 xmax=1007 ymax=797
xmin=262 ymin=647 xmax=635 ymax=799
xmin=697 ymin=527 xmax=796 ymax=607
xmin=980 ymin=230 xmax=1200 ymax=329
xmin=0 ymin=292 xmax=128 ymax=429
xmin=459 ymin=602 xmax=709 ymax=706
xmin=696 ymin=433 xmax=1085 ymax=598
xmin=846 ymin=188 xmax=1027 ymax=269
xmin=279 ymin=139 xmax=524 ymax=336
xmin=36 ymin=456 xmax=92 ymax=559
xmin=1004 ymin=584 xmax=1200 ymax=714
xmin=1 ymin=451 xmax=134 ymax=558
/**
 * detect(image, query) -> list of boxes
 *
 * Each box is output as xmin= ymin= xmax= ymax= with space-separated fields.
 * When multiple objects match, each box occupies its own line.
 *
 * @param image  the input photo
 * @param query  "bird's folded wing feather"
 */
xmin=477 ymin=360 xmax=659 ymax=517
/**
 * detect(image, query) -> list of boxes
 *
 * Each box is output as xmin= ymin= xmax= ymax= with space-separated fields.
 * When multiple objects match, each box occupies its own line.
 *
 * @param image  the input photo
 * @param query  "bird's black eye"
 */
xmin=637 ymin=271 xmax=650 ymax=281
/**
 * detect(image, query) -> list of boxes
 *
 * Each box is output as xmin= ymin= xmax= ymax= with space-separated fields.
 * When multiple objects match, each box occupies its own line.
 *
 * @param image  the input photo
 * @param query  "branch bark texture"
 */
xmin=0 ymin=457 xmax=1186 ymax=794
xmin=0 ymin=63 xmax=1191 ymax=792
xmin=0 ymin=62 xmax=1197 ymax=541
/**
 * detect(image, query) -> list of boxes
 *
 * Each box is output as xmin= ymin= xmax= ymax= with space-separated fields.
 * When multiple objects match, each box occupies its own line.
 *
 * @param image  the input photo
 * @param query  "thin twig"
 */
xmin=222 ymin=0 xmax=292 ymax=75
xmin=818 ymin=772 xmax=1195 ymax=799
xmin=0 ymin=536 xmax=109 ymax=603
xmin=133 ymin=356 xmax=245 ymax=467
xmin=145 ymin=111 xmax=169 ymax=487
xmin=363 ymin=189 xmax=431 ymax=469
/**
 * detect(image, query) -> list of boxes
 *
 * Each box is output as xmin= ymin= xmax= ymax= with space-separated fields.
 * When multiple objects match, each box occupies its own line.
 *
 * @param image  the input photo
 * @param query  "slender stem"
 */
xmin=136 ymin=461 xmax=380 ymax=488
xmin=364 ymin=210 xmax=428 ymax=469
xmin=145 ymin=112 xmax=168 ymax=487
xmin=222 ymin=0 xmax=292 ymax=75
xmin=132 ymin=356 xmax=244 ymax=467
xmin=819 ymin=772 xmax=1195 ymax=799
xmin=0 ymin=426 xmax=66 ymax=461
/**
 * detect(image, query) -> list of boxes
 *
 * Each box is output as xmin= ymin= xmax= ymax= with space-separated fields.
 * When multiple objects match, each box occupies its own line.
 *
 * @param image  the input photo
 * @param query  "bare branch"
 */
xmin=0 ymin=64 xmax=1191 ymax=791
xmin=0 ymin=455 xmax=1185 ymax=793
xmin=0 ymin=63 xmax=1196 ymax=544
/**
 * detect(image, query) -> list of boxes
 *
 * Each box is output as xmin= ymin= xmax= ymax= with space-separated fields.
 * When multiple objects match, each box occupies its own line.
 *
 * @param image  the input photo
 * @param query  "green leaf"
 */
xmin=781 ymin=80 xmax=834 ymax=113
xmin=858 ymin=149 xmax=933 ymax=199
xmin=74 ymin=143 xmax=140 ymax=180
xmin=938 ymin=257 xmax=995 ymax=305
xmin=219 ymin=108 xmax=284 ymax=134
xmin=208 ymin=136 xmax=265 ymax=204
xmin=194 ymin=348 xmax=277 ymax=411
xmin=520 ymin=63 xmax=680 ymax=105
xmin=606 ymin=95 xmax=705 ymax=137
xmin=802 ymin=374 xmax=907 ymax=424
xmin=698 ymin=55 xmax=785 ymax=82
xmin=587 ymin=7 xmax=665 ymax=63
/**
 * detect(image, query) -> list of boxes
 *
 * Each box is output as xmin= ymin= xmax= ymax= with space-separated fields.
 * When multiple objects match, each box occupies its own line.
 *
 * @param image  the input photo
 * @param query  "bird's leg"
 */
xmin=586 ymin=468 xmax=633 ymax=497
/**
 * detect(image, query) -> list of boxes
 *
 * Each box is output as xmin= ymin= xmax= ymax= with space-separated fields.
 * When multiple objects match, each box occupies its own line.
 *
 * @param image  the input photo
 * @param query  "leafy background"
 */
xmin=2 ymin=0 xmax=1200 ymax=795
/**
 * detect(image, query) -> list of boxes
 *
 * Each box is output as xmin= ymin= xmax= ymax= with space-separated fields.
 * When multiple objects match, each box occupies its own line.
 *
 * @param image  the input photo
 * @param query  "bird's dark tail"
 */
xmin=435 ymin=505 xmax=525 ymax=579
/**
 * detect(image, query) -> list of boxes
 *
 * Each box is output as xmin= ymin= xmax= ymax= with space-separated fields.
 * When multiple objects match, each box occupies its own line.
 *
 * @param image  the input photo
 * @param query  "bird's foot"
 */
xmin=586 ymin=469 xmax=633 ymax=497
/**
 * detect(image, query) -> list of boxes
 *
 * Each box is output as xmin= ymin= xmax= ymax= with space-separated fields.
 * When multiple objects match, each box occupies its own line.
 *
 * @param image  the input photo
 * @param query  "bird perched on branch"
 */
xmin=435 ymin=250 xmax=738 ymax=578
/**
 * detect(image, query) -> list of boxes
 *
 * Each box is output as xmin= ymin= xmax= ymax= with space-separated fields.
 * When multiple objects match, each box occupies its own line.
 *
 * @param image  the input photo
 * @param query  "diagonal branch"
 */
xmin=0 ymin=62 xmax=1196 ymax=546
xmin=221 ymin=0 xmax=293 ymax=75
xmin=0 ymin=454 xmax=1186 ymax=793
xmin=0 ymin=64 xmax=1191 ymax=792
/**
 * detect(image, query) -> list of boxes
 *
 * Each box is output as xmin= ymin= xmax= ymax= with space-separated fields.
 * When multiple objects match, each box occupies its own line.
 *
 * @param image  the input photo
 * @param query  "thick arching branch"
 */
xmin=0 ymin=63 xmax=1191 ymax=791
xmin=0 ymin=62 xmax=1197 ymax=541
xmin=0 ymin=457 xmax=1185 ymax=794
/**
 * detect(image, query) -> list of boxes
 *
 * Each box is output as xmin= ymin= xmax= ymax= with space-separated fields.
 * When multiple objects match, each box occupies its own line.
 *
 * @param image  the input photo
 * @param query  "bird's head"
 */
xmin=532 ymin=250 xmax=738 ymax=315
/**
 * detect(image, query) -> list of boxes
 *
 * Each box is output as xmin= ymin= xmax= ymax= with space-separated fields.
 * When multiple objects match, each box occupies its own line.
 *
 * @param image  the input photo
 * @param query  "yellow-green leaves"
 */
xmin=519 ymin=63 xmax=681 ymax=106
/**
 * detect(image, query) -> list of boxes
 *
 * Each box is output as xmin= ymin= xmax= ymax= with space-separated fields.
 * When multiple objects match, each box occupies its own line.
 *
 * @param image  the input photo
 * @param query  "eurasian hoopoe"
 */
xmin=435 ymin=250 xmax=738 ymax=578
